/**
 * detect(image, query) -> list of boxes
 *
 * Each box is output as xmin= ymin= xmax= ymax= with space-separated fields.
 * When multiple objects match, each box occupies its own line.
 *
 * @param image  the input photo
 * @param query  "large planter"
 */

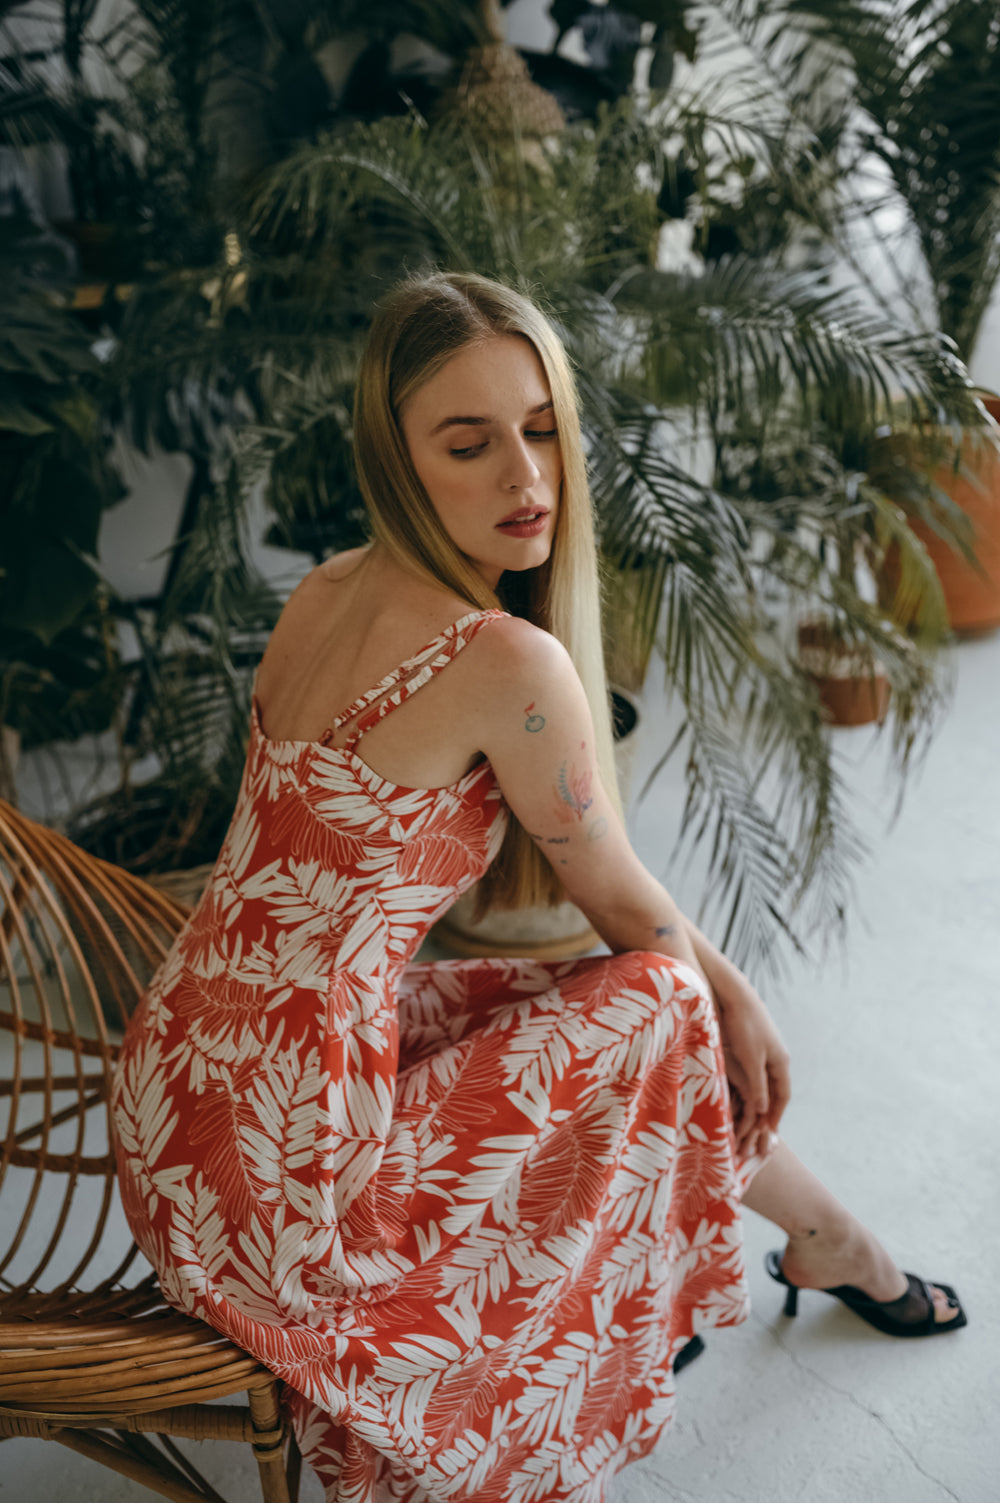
xmin=602 ymin=561 xmax=659 ymax=693
xmin=797 ymin=619 xmax=890 ymax=728
xmin=890 ymin=398 xmax=1000 ymax=637
xmin=433 ymin=688 xmax=640 ymax=960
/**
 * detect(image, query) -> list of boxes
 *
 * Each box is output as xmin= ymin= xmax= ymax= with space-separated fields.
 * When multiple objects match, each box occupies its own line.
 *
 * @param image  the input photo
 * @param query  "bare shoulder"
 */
xmin=477 ymin=614 xmax=573 ymax=684
xmin=318 ymin=546 xmax=372 ymax=584
xmin=469 ymin=615 xmax=581 ymax=732
xmin=273 ymin=549 xmax=371 ymax=624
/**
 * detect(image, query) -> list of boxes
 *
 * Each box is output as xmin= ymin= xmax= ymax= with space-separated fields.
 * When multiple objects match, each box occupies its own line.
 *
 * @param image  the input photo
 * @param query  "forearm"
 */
xmin=582 ymin=871 xmax=709 ymax=990
xmin=683 ymin=918 xmax=747 ymax=1006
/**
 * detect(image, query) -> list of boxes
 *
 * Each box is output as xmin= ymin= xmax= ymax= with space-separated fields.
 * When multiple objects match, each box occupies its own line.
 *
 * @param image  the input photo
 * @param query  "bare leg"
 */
xmin=742 ymin=1140 xmax=958 ymax=1323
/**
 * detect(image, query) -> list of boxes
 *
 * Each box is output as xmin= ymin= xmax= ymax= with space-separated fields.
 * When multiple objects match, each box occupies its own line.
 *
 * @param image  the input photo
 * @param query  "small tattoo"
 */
xmin=655 ymin=924 xmax=676 ymax=938
xmin=587 ymin=817 xmax=608 ymax=842
xmin=523 ymin=701 xmax=546 ymax=733
xmin=546 ymin=836 xmax=570 ymax=845
xmin=553 ymin=760 xmax=594 ymax=823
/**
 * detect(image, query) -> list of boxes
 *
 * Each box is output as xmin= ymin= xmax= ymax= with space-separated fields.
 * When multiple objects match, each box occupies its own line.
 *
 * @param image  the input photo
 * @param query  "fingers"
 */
xmin=766 ymin=1054 xmax=792 ymax=1132
xmin=731 ymin=1091 xmax=752 ymax=1148
xmin=733 ymin=1108 xmax=773 ymax=1161
xmin=747 ymin=1055 xmax=769 ymax=1125
xmin=725 ymin=1062 xmax=754 ymax=1150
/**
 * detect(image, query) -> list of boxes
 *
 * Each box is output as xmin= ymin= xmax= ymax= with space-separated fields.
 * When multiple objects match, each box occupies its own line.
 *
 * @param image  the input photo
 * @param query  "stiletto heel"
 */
xmin=764 ymin=1249 xmax=967 ymax=1338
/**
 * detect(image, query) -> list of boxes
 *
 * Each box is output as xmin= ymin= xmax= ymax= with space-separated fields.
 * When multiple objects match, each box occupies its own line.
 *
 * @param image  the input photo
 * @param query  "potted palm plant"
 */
xmin=793 ymin=0 xmax=1000 ymax=634
xmin=156 ymin=101 xmax=963 ymax=969
xmin=3 ymin=0 xmax=982 ymax=976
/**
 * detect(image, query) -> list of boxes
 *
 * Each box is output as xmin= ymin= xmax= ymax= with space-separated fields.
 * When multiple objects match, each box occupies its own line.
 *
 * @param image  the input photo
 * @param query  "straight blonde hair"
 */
xmin=353 ymin=271 xmax=621 ymax=913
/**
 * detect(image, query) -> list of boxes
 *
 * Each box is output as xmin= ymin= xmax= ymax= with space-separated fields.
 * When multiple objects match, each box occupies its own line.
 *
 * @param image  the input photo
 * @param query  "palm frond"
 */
xmin=72 ymin=89 xmax=976 ymax=967
xmin=617 ymin=258 xmax=981 ymax=431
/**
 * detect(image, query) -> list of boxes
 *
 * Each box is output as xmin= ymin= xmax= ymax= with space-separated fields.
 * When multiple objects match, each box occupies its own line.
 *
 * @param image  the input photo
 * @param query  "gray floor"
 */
xmin=617 ymin=626 xmax=1000 ymax=1503
xmin=4 ymin=630 xmax=998 ymax=1503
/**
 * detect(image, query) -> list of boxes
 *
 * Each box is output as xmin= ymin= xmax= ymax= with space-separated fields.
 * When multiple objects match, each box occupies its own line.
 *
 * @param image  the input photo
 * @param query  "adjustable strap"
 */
xmin=332 ymin=609 xmax=507 ymax=752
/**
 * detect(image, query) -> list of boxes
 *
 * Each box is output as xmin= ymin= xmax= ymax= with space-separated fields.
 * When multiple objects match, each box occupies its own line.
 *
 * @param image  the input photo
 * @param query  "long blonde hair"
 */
xmin=353 ymin=271 xmax=621 ymax=912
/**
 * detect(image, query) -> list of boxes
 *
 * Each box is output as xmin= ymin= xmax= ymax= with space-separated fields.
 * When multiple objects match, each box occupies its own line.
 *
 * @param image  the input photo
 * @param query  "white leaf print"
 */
xmin=241 ymin=1041 xmax=333 ymax=1218
xmin=167 ymin=1172 xmax=231 ymax=1298
xmin=112 ymin=620 xmax=759 ymax=1503
xmin=436 ymin=1225 xmax=526 ymax=1308
xmin=112 ymin=1036 xmax=191 ymax=1222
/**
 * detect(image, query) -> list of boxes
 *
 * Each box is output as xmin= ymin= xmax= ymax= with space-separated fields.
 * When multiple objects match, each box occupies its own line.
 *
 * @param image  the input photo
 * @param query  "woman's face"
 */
xmin=400 ymin=335 xmax=562 ymax=588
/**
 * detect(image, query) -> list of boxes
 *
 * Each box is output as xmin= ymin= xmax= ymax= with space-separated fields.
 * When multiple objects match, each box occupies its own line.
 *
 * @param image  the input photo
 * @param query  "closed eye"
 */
xmin=449 ymin=427 xmax=558 ymax=458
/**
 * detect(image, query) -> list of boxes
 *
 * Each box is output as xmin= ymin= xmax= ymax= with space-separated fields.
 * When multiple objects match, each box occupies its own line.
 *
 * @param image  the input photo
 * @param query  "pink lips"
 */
xmin=496 ymin=507 xmax=549 ymax=537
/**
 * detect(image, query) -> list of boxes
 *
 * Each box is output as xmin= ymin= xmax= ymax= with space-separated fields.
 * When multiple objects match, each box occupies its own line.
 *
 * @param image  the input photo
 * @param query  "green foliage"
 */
xmin=103 ymin=105 xmax=977 ymax=969
xmin=0 ymin=217 xmax=125 ymax=740
xmin=7 ymin=0 xmax=994 ymax=974
xmin=711 ymin=0 xmax=1000 ymax=361
xmin=68 ymin=467 xmax=282 ymax=871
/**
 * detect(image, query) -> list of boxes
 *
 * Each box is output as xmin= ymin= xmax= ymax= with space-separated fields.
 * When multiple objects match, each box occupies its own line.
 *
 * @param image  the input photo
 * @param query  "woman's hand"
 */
xmin=712 ymin=971 xmax=791 ymax=1160
xmin=681 ymin=920 xmax=791 ymax=1158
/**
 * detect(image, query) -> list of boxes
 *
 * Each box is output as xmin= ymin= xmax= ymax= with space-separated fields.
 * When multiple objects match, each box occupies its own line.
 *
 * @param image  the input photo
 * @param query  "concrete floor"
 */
xmin=617 ymin=625 xmax=1000 ymax=1503
xmin=3 ymin=629 xmax=998 ymax=1503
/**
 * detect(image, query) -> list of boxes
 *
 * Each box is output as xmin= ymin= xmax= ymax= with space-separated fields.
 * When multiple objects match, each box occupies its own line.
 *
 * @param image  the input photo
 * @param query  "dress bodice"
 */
xmin=227 ymin=607 xmax=510 ymax=984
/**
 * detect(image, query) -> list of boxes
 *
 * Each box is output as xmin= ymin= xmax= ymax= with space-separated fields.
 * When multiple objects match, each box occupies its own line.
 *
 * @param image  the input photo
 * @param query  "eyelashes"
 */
xmin=449 ymin=429 xmax=558 ymax=459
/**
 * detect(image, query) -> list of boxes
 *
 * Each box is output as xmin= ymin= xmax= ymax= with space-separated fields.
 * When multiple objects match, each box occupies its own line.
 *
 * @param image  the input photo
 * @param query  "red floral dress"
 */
xmin=113 ymin=609 xmax=765 ymax=1503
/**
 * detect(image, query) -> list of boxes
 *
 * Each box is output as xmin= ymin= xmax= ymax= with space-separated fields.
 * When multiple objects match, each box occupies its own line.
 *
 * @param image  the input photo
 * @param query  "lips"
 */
xmin=496 ymin=505 xmax=550 ymax=535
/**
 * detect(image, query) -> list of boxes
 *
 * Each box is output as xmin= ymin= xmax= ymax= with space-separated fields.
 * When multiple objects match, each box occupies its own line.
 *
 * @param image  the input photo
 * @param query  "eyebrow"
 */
xmin=430 ymin=399 xmax=553 ymax=435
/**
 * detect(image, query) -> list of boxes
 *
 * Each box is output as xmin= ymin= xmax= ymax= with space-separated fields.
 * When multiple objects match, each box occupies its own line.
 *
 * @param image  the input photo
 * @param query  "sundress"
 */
xmin=112 ymin=608 xmax=767 ymax=1503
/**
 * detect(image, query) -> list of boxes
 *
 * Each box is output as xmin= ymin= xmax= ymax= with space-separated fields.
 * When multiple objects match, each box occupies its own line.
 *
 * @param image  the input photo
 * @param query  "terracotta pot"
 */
xmin=434 ymin=688 xmax=639 ymax=960
xmin=907 ymin=397 xmax=1000 ymax=637
xmin=797 ymin=620 xmax=890 ymax=728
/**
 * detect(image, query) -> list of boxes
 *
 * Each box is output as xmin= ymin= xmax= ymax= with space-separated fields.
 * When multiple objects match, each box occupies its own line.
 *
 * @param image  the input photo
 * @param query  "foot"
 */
xmin=778 ymin=1224 xmax=960 ymax=1325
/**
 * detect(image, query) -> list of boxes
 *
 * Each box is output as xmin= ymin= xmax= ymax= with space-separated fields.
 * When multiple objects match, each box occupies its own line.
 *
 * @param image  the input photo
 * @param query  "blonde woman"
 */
xmin=112 ymin=272 xmax=965 ymax=1503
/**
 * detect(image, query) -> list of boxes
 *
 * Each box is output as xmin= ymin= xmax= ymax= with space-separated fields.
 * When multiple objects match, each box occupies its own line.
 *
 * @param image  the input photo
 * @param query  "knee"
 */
xmin=629 ymin=950 xmax=716 ymax=1026
xmin=633 ymin=949 xmax=706 ymax=993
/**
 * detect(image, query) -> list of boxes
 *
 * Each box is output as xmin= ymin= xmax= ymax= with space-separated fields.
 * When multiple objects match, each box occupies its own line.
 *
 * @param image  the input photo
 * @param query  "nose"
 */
xmin=500 ymin=433 xmax=541 ymax=491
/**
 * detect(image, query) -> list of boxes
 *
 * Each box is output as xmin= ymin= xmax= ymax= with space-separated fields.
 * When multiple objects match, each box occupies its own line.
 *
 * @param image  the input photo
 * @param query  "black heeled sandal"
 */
xmin=672 ymin=1335 xmax=705 ymax=1374
xmin=765 ymin=1250 xmax=967 ymax=1337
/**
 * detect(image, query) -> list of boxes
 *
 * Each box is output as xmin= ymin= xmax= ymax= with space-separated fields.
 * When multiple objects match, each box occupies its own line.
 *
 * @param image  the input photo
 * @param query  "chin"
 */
xmin=502 ymin=552 xmax=550 ymax=574
xmin=502 ymin=534 xmax=554 ymax=572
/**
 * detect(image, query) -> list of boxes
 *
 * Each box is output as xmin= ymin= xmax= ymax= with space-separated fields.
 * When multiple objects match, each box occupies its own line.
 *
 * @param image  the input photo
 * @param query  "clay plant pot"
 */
xmin=433 ymin=688 xmax=639 ymax=960
xmin=882 ymin=398 xmax=1000 ymax=638
xmin=797 ymin=620 xmax=890 ymax=728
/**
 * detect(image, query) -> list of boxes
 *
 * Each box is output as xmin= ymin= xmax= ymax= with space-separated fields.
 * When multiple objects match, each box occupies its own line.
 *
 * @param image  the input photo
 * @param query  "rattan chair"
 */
xmin=0 ymin=799 xmax=300 ymax=1501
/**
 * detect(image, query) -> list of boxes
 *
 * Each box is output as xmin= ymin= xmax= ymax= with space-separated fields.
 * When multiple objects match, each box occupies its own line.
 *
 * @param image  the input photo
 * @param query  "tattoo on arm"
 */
xmin=553 ymin=743 xmax=594 ymax=823
xmin=529 ymin=745 xmax=606 ymax=856
xmin=523 ymin=701 xmax=546 ymax=733
xmin=655 ymin=924 xmax=676 ymax=938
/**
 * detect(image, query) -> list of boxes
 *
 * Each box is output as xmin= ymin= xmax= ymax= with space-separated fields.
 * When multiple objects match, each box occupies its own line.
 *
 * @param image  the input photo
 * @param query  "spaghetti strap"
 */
xmin=330 ymin=609 xmax=507 ymax=750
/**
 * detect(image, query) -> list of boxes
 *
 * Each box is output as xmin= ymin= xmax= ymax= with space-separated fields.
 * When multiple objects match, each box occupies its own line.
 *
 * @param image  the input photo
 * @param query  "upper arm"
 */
xmin=473 ymin=618 xmax=652 ymax=924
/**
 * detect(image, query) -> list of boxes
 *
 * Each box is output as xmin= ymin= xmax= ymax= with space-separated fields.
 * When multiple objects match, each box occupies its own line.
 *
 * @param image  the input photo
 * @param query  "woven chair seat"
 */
xmin=0 ymin=799 xmax=299 ymax=1501
xmin=0 ymin=1289 xmax=273 ymax=1417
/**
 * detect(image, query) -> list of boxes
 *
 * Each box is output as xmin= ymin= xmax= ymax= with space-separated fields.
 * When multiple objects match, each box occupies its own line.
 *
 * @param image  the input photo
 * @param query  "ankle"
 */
xmin=780 ymin=1219 xmax=906 ymax=1302
xmin=781 ymin=1212 xmax=868 ymax=1273
xmin=783 ymin=1207 xmax=855 ymax=1256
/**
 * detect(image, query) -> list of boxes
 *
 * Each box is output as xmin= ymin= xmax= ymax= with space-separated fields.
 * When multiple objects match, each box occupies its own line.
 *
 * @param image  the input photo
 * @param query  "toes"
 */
xmin=931 ymin=1285 xmax=961 ymax=1324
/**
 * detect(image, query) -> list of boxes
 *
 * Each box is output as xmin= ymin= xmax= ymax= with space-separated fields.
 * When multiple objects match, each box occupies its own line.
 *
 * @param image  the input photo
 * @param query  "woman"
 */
xmin=112 ymin=272 xmax=964 ymax=1503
